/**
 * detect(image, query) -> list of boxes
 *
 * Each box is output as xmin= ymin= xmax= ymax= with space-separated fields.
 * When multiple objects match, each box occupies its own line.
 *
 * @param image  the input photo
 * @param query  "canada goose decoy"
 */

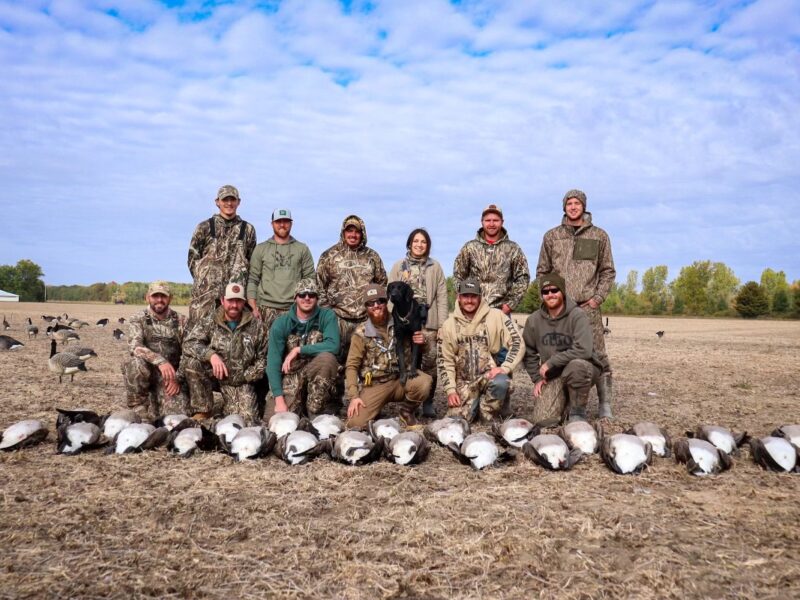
xmin=56 ymin=408 xmax=102 ymax=428
xmin=107 ymin=423 xmax=169 ymax=454
xmin=448 ymin=432 xmax=515 ymax=470
xmin=154 ymin=414 xmax=191 ymax=431
xmin=51 ymin=322 xmax=74 ymax=332
xmin=750 ymin=436 xmax=799 ymax=473
xmin=69 ymin=319 xmax=90 ymax=329
xmin=96 ymin=318 xmax=109 ymax=327
xmin=275 ymin=430 xmax=326 ymax=465
xmin=219 ymin=426 xmax=276 ymax=461
xmin=168 ymin=421 xmax=217 ymax=457
xmin=308 ymin=414 xmax=343 ymax=440
xmin=48 ymin=340 xmax=87 ymax=383
xmin=112 ymin=328 xmax=125 ymax=340
xmin=384 ymin=431 xmax=430 ymax=466
xmin=41 ymin=315 xmax=57 ymax=323
xmin=214 ymin=414 xmax=246 ymax=445
xmin=268 ymin=412 xmax=302 ymax=438
xmin=424 ymin=416 xmax=471 ymax=447
xmin=603 ymin=317 xmax=611 ymax=336
xmin=601 ymin=434 xmax=653 ymax=475
xmin=330 ymin=430 xmax=384 ymax=466
xmin=101 ymin=410 xmax=142 ymax=439
xmin=770 ymin=425 xmax=800 ymax=450
xmin=689 ymin=425 xmax=748 ymax=456
xmin=0 ymin=335 xmax=24 ymax=351
xmin=367 ymin=417 xmax=402 ymax=443
xmin=71 ymin=347 xmax=98 ymax=362
xmin=491 ymin=418 xmax=539 ymax=448
xmin=626 ymin=422 xmax=672 ymax=458
xmin=559 ymin=420 xmax=603 ymax=454
xmin=57 ymin=422 xmax=106 ymax=455
xmin=2 ymin=315 xmax=9 ymax=330
xmin=47 ymin=327 xmax=80 ymax=345
xmin=26 ymin=318 xmax=39 ymax=339
xmin=673 ymin=438 xmax=732 ymax=476
xmin=0 ymin=420 xmax=49 ymax=450
xmin=118 ymin=317 xmax=126 ymax=324
xmin=656 ymin=331 xmax=665 ymax=338
xmin=523 ymin=434 xmax=582 ymax=471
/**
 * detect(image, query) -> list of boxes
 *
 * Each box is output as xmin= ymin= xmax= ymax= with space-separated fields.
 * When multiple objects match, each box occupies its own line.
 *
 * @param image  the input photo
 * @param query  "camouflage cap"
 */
xmin=216 ymin=185 xmax=240 ymax=202
xmin=457 ymin=278 xmax=482 ymax=295
xmin=481 ymin=204 xmax=503 ymax=219
xmin=223 ymin=282 xmax=246 ymax=300
xmin=272 ymin=208 xmax=293 ymax=221
xmin=562 ymin=189 xmax=587 ymax=211
xmin=295 ymin=278 xmax=318 ymax=296
xmin=147 ymin=280 xmax=171 ymax=297
xmin=539 ymin=273 xmax=566 ymax=296
xmin=343 ymin=216 xmax=363 ymax=231
xmin=363 ymin=283 xmax=388 ymax=304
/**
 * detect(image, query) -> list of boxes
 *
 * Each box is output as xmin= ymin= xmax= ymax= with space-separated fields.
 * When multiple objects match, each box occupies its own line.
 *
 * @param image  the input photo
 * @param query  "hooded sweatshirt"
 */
xmin=521 ymin=297 xmax=603 ymax=383
xmin=247 ymin=236 xmax=315 ymax=309
xmin=316 ymin=215 xmax=388 ymax=321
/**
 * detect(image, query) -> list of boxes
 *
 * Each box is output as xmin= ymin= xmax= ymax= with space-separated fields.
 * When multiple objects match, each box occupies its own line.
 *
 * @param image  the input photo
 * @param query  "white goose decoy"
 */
xmin=330 ymin=430 xmax=384 ymax=466
xmin=108 ymin=423 xmax=169 ymax=454
xmin=48 ymin=340 xmax=87 ymax=383
xmin=101 ymin=410 xmax=141 ymax=439
xmin=690 ymin=425 xmax=747 ymax=456
xmin=367 ymin=417 xmax=402 ymax=443
xmin=214 ymin=414 xmax=246 ymax=445
xmin=167 ymin=421 xmax=217 ymax=458
xmin=220 ymin=426 xmax=276 ymax=461
xmin=385 ymin=431 xmax=430 ymax=466
xmin=57 ymin=422 xmax=105 ymax=455
xmin=601 ymin=434 xmax=653 ymax=475
xmin=308 ymin=414 xmax=343 ymax=440
xmin=673 ymin=437 xmax=732 ymax=476
xmin=626 ymin=422 xmax=672 ymax=458
xmin=750 ymin=436 xmax=799 ymax=473
xmin=0 ymin=420 xmax=49 ymax=450
xmin=523 ymin=434 xmax=582 ymax=471
xmin=425 ymin=417 xmax=471 ymax=447
xmin=275 ymin=430 xmax=326 ymax=465
xmin=268 ymin=412 xmax=301 ymax=438
xmin=448 ymin=432 xmax=514 ymax=470
xmin=771 ymin=425 xmax=800 ymax=451
xmin=492 ymin=418 xmax=538 ymax=448
xmin=559 ymin=420 xmax=603 ymax=454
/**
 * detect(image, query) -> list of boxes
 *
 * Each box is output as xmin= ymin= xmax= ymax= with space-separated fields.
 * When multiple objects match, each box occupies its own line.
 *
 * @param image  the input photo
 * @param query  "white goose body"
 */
xmin=215 ymin=414 xmax=246 ymax=443
xmin=268 ymin=412 xmax=300 ymax=438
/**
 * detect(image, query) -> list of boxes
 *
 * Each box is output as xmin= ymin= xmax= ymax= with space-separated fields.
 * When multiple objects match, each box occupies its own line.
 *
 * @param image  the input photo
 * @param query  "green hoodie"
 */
xmin=246 ymin=237 xmax=315 ymax=309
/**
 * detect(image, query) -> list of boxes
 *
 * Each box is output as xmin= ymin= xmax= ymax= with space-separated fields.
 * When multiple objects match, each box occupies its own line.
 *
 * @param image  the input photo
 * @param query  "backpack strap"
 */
xmin=238 ymin=220 xmax=248 ymax=241
xmin=208 ymin=217 xmax=216 ymax=239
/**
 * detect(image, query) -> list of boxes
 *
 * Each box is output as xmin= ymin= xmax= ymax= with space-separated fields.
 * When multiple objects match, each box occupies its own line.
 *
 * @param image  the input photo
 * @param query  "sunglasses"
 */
xmin=296 ymin=292 xmax=317 ymax=299
xmin=541 ymin=288 xmax=561 ymax=296
xmin=366 ymin=299 xmax=387 ymax=308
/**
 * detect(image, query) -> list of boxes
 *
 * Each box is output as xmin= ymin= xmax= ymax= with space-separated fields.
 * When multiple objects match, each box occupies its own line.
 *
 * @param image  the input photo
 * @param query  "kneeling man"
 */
xmin=181 ymin=283 xmax=268 ymax=422
xmin=345 ymin=284 xmax=431 ymax=428
xmin=438 ymin=278 xmax=524 ymax=423
xmin=267 ymin=279 xmax=340 ymax=417
xmin=522 ymin=273 xmax=604 ymax=424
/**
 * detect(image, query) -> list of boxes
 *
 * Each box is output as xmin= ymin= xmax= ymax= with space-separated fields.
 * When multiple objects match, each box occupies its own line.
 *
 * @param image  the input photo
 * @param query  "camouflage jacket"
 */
xmin=438 ymin=300 xmax=524 ymax=395
xmin=344 ymin=319 xmax=405 ymax=399
xmin=128 ymin=308 xmax=186 ymax=368
xmin=536 ymin=212 xmax=615 ymax=304
xmin=187 ymin=214 xmax=257 ymax=302
xmin=183 ymin=306 xmax=267 ymax=386
xmin=317 ymin=215 xmax=387 ymax=321
xmin=453 ymin=228 xmax=530 ymax=310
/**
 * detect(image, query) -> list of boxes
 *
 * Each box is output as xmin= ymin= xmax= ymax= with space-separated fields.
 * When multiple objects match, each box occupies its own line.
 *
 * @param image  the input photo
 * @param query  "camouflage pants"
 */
xmin=121 ymin=356 xmax=188 ymax=420
xmin=346 ymin=371 xmax=432 ymax=429
xmin=188 ymin=292 xmax=219 ymax=328
xmin=582 ymin=305 xmax=611 ymax=374
xmin=337 ymin=317 xmax=366 ymax=363
xmin=531 ymin=359 xmax=602 ymax=426
xmin=181 ymin=356 xmax=259 ymax=423
xmin=258 ymin=306 xmax=289 ymax=342
xmin=447 ymin=373 xmax=512 ymax=423
xmin=271 ymin=352 xmax=339 ymax=417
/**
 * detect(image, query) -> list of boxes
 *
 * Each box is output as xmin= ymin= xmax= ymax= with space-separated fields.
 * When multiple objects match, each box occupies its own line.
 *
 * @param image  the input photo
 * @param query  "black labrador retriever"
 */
xmin=386 ymin=281 xmax=428 ymax=384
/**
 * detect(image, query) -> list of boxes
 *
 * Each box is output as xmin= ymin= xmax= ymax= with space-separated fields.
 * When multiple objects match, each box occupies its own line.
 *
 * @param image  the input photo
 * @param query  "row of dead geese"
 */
xmin=1 ymin=411 xmax=798 ymax=474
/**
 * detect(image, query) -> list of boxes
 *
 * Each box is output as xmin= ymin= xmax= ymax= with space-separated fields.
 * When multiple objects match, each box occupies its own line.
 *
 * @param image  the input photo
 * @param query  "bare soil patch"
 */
xmin=1 ymin=303 xmax=798 ymax=599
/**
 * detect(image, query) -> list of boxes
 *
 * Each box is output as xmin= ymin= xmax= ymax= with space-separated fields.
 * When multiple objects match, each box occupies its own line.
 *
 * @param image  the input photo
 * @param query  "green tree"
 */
xmin=772 ymin=288 xmax=790 ymax=315
xmin=517 ymin=281 xmax=541 ymax=313
xmin=706 ymin=262 xmax=739 ymax=315
xmin=672 ymin=260 xmax=738 ymax=316
xmin=0 ymin=259 xmax=45 ymax=301
xmin=734 ymin=281 xmax=769 ymax=318
xmin=641 ymin=265 xmax=670 ymax=314
xmin=759 ymin=268 xmax=789 ymax=311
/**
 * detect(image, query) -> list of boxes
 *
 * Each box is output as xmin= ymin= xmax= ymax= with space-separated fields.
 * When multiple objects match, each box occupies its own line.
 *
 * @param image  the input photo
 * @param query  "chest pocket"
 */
xmin=573 ymin=238 xmax=600 ymax=261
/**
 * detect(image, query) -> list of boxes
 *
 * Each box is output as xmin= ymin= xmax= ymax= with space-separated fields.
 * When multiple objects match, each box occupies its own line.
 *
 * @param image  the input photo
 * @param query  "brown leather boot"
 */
xmin=399 ymin=405 xmax=418 ymax=427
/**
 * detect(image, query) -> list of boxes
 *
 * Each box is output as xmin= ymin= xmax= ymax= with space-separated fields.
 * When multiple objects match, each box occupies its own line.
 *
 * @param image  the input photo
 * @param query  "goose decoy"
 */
xmin=656 ymin=331 xmax=665 ymax=338
xmin=118 ymin=317 xmax=126 ymax=324
xmin=25 ymin=318 xmax=38 ymax=339
xmin=57 ymin=422 xmax=106 ymax=455
xmin=69 ymin=319 xmax=90 ymax=329
xmin=750 ymin=436 xmax=799 ymax=473
xmin=603 ymin=317 xmax=611 ymax=335
xmin=214 ymin=414 xmax=246 ymax=445
xmin=689 ymin=425 xmax=747 ymax=456
xmin=101 ymin=410 xmax=141 ymax=439
xmin=673 ymin=438 xmax=732 ymax=476
xmin=70 ymin=347 xmax=98 ymax=362
xmin=626 ymin=422 xmax=672 ymax=458
xmin=0 ymin=335 xmax=24 ymax=351
xmin=47 ymin=327 xmax=80 ymax=345
xmin=112 ymin=328 xmax=125 ymax=340
xmin=330 ymin=430 xmax=384 ymax=466
xmin=48 ymin=341 xmax=87 ymax=383
xmin=770 ymin=425 xmax=800 ymax=450
xmin=424 ymin=416 xmax=471 ymax=447
xmin=96 ymin=318 xmax=109 ymax=327
xmin=2 ymin=315 xmax=9 ymax=330
xmin=522 ymin=434 xmax=582 ymax=471
xmin=367 ymin=417 xmax=402 ymax=443
xmin=491 ymin=418 xmax=538 ymax=448
xmin=168 ymin=420 xmax=217 ymax=457
xmin=107 ymin=423 xmax=169 ymax=454
xmin=559 ymin=420 xmax=603 ymax=454
xmin=384 ymin=431 xmax=429 ymax=466
xmin=275 ymin=429 xmax=326 ymax=465
xmin=308 ymin=414 xmax=343 ymax=440
xmin=219 ymin=426 xmax=276 ymax=461
xmin=56 ymin=408 xmax=102 ymax=427
xmin=448 ymin=432 xmax=514 ymax=470
xmin=154 ymin=414 xmax=191 ymax=431
xmin=600 ymin=434 xmax=653 ymax=475
xmin=0 ymin=420 xmax=49 ymax=450
xmin=41 ymin=315 xmax=57 ymax=323
xmin=267 ymin=412 xmax=301 ymax=438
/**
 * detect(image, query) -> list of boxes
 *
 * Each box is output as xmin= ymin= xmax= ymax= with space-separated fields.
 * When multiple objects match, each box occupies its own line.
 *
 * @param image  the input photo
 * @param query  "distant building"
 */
xmin=0 ymin=289 xmax=19 ymax=302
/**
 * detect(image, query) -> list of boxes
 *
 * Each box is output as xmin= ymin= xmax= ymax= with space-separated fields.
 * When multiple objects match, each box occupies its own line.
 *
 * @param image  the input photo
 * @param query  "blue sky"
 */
xmin=1 ymin=0 xmax=798 ymax=287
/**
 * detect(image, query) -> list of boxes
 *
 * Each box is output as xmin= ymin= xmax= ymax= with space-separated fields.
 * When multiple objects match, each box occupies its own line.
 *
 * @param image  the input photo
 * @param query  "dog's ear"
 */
xmin=403 ymin=283 xmax=414 ymax=302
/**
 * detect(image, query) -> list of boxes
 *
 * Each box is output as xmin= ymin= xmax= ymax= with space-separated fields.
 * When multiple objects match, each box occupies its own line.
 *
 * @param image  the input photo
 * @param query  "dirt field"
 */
xmin=1 ymin=302 xmax=798 ymax=599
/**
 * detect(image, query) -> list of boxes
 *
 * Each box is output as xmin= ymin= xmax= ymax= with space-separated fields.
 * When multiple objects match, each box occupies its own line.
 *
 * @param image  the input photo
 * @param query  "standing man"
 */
xmin=345 ymin=284 xmax=430 ymax=428
xmin=537 ymin=189 xmax=615 ymax=418
xmin=121 ymin=281 xmax=188 ymax=419
xmin=267 ymin=279 xmax=340 ymax=418
xmin=437 ymin=278 xmax=524 ymax=423
xmin=317 ymin=214 xmax=387 ymax=360
xmin=181 ymin=283 xmax=268 ymax=423
xmin=187 ymin=184 xmax=257 ymax=325
xmin=247 ymin=208 xmax=315 ymax=336
xmin=453 ymin=204 xmax=530 ymax=315
xmin=522 ymin=274 xmax=604 ymax=424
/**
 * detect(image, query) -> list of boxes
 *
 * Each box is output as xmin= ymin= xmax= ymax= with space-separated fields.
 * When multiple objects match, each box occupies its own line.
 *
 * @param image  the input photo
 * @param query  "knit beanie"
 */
xmin=562 ymin=189 xmax=587 ymax=212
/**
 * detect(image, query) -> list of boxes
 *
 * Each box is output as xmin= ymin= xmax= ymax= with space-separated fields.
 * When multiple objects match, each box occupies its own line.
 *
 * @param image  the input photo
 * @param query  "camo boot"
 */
xmin=567 ymin=386 xmax=590 ymax=423
xmin=597 ymin=374 xmax=613 ymax=419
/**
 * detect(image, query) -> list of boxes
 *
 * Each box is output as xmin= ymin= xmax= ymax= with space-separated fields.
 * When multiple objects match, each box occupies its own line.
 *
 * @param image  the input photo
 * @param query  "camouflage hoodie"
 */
xmin=536 ymin=212 xmax=615 ymax=304
xmin=453 ymin=227 xmax=530 ymax=310
xmin=316 ymin=215 xmax=387 ymax=321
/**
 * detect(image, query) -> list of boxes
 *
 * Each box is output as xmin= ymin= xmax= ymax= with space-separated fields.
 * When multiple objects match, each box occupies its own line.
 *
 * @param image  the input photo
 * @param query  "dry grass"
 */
xmin=1 ymin=303 xmax=799 ymax=599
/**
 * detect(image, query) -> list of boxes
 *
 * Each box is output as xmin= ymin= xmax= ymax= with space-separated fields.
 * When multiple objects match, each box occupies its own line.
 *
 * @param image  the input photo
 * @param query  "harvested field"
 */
xmin=1 ymin=302 xmax=799 ymax=599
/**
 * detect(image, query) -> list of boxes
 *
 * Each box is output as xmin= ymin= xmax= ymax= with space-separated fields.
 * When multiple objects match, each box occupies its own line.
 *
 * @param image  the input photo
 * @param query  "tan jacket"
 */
xmin=388 ymin=256 xmax=449 ymax=330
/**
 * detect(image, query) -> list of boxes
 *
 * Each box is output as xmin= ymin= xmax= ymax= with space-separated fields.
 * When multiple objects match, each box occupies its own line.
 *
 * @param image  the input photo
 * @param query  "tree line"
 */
xmin=2 ymin=258 xmax=797 ymax=318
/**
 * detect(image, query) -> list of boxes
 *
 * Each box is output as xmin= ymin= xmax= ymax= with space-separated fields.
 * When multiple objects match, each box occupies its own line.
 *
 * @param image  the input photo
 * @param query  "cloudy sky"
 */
xmin=1 ymin=0 xmax=798 ymax=287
